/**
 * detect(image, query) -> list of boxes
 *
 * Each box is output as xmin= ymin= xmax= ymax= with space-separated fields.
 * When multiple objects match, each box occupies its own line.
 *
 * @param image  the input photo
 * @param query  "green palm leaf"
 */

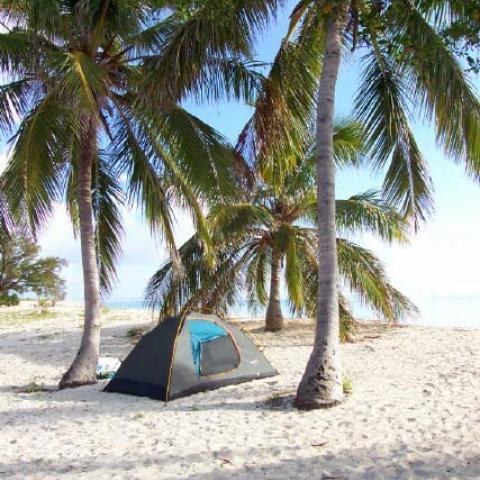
xmin=0 ymin=79 xmax=32 ymax=133
xmin=245 ymin=243 xmax=269 ymax=307
xmin=111 ymin=112 xmax=179 ymax=262
xmin=0 ymin=31 xmax=34 ymax=72
xmin=284 ymin=227 xmax=304 ymax=310
xmin=335 ymin=190 xmax=409 ymax=243
xmin=392 ymin=3 xmax=480 ymax=175
xmin=332 ymin=119 xmax=366 ymax=168
xmin=46 ymin=50 xmax=108 ymax=114
xmin=142 ymin=0 xmax=282 ymax=103
xmin=337 ymin=238 xmax=418 ymax=323
xmin=92 ymin=154 xmax=125 ymax=295
xmin=355 ymin=47 xmax=434 ymax=227
xmin=3 ymin=94 xmax=75 ymax=232
xmin=237 ymin=6 xmax=324 ymax=178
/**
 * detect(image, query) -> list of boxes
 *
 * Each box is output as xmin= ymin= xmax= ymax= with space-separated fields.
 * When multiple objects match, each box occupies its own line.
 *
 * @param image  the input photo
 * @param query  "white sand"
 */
xmin=1 ymin=304 xmax=480 ymax=479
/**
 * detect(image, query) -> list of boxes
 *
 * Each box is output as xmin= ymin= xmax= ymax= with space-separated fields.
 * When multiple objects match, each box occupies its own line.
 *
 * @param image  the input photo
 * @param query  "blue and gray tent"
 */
xmin=104 ymin=312 xmax=278 ymax=401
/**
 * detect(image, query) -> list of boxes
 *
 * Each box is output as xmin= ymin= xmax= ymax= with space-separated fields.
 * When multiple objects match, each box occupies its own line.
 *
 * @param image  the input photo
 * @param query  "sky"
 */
xmin=9 ymin=1 xmax=480 ymax=327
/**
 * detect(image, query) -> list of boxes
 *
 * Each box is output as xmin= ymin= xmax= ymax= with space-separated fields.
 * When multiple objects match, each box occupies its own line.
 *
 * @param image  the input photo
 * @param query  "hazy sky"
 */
xmin=9 ymin=1 xmax=480 ymax=325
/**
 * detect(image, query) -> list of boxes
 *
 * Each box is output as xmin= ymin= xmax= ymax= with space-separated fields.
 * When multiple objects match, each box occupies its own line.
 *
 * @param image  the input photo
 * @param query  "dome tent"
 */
xmin=104 ymin=312 xmax=278 ymax=401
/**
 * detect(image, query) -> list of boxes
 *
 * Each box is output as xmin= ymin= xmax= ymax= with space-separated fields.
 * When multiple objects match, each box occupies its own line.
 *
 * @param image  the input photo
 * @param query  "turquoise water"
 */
xmin=105 ymin=297 xmax=480 ymax=328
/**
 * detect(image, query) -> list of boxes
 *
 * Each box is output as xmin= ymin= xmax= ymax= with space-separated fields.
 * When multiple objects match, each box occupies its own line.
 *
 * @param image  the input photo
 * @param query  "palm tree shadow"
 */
xmin=2 ymin=383 xmax=295 ymax=430
xmin=1 ymin=443 xmax=478 ymax=479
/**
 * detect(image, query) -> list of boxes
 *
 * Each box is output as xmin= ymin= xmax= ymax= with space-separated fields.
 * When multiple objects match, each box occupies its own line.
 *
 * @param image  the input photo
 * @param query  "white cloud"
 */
xmin=37 ymin=204 xmax=194 ymax=301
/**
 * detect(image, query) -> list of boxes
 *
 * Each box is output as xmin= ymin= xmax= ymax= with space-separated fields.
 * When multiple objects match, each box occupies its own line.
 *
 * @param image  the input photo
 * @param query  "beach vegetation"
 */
xmin=18 ymin=379 xmax=47 ymax=394
xmin=342 ymin=376 xmax=353 ymax=395
xmin=126 ymin=326 xmax=147 ymax=339
xmin=0 ymin=308 xmax=64 ymax=326
xmin=0 ymin=231 xmax=66 ymax=307
xmin=0 ymin=0 xmax=280 ymax=388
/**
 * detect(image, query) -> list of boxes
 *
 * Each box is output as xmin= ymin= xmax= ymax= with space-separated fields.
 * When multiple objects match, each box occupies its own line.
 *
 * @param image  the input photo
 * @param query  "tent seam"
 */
xmin=165 ymin=313 xmax=187 ymax=402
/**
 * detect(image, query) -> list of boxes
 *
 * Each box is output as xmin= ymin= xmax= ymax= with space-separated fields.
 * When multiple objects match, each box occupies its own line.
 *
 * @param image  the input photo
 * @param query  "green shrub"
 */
xmin=19 ymin=380 xmax=46 ymax=393
xmin=127 ymin=326 xmax=146 ymax=338
xmin=0 ymin=292 xmax=20 ymax=306
xmin=37 ymin=298 xmax=52 ymax=313
xmin=343 ymin=376 xmax=353 ymax=395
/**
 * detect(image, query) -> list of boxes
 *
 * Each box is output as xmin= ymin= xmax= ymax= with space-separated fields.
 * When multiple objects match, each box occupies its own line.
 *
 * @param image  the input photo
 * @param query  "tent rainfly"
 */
xmin=104 ymin=312 xmax=278 ymax=401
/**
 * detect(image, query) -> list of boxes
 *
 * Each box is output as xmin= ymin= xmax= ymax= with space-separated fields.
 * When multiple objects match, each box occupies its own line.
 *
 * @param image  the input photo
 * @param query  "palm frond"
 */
xmin=145 ymin=233 xmax=251 ymax=320
xmin=332 ymin=119 xmax=366 ymax=168
xmin=237 ymin=5 xmax=324 ymax=179
xmin=92 ymin=153 xmax=125 ymax=295
xmin=145 ymin=235 xmax=203 ymax=318
xmin=0 ymin=31 xmax=33 ymax=72
xmin=64 ymin=161 xmax=79 ymax=237
xmin=0 ymin=0 xmax=63 ymax=30
xmin=3 ymin=94 xmax=74 ymax=233
xmin=46 ymin=50 xmax=108 ymax=114
xmin=337 ymin=238 xmax=418 ymax=323
xmin=142 ymin=0 xmax=282 ymax=103
xmin=134 ymin=116 xmax=215 ymax=263
xmin=296 ymin=234 xmax=357 ymax=341
xmin=0 ymin=178 xmax=26 ymax=236
xmin=245 ymin=243 xmax=270 ymax=308
xmin=391 ymin=3 xmax=480 ymax=177
xmin=284 ymin=228 xmax=303 ymax=310
xmin=0 ymin=79 xmax=33 ymax=133
xmin=147 ymin=105 xmax=235 ymax=200
xmin=286 ymin=0 xmax=312 ymax=39
xmin=290 ymin=119 xmax=366 ymax=195
xmin=355 ymin=47 xmax=434 ymax=227
xmin=111 ymin=111 xmax=179 ymax=261
xmin=209 ymin=203 xmax=273 ymax=242
xmin=338 ymin=292 xmax=357 ymax=343
xmin=335 ymin=190 xmax=409 ymax=243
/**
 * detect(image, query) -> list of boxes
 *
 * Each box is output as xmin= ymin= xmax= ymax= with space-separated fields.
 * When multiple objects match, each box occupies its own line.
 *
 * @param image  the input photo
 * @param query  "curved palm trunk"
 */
xmin=60 ymin=119 xmax=101 ymax=389
xmin=265 ymin=249 xmax=283 ymax=332
xmin=295 ymin=11 xmax=346 ymax=409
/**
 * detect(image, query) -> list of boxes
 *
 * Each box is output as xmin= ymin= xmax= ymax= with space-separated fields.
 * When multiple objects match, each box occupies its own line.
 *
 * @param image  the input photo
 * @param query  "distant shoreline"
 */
xmin=14 ymin=298 xmax=480 ymax=329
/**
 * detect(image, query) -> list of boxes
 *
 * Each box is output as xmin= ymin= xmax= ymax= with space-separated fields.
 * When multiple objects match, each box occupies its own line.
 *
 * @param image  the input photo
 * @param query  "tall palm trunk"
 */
xmin=295 ymin=10 xmax=346 ymax=409
xmin=60 ymin=118 xmax=101 ymax=389
xmin=265 ymin=248 xmax=283 ymax=331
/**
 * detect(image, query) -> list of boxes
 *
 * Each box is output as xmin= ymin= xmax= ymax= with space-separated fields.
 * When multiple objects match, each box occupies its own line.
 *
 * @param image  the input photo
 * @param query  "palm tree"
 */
xmin=0 ymin=178 xmax=25 ymax=237
xmin=146 ymin=119 xmax=417 ymax=340
xmin=0 ymin=0 xmax=281 ymax=388
xmin=270 ymin=1 xmax=480 ymax=409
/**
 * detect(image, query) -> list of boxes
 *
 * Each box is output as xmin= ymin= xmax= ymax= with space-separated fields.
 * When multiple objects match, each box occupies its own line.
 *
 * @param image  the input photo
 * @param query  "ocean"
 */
xmin=105 ymin=297 xmax=480 ymax=328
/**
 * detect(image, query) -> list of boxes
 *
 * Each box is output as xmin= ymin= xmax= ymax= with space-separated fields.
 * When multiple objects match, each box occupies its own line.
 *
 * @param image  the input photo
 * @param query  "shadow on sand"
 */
xmin=1 ymin=442 xmax=478 ymax=479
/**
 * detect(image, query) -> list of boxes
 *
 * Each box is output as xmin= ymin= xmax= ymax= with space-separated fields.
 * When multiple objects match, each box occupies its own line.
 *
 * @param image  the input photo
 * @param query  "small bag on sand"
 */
xmin=96 ymin=357 xmax=121 ymax=380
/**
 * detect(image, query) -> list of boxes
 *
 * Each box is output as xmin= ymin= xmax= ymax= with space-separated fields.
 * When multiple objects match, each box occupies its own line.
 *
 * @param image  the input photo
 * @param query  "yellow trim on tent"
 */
xmin=165 ymin=311 xmax=188 ymax=401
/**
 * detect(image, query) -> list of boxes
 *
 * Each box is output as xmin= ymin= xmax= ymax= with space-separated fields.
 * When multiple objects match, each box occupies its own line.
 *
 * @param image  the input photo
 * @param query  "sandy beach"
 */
xmin=1 ymin=303 xmax=479 ymax=479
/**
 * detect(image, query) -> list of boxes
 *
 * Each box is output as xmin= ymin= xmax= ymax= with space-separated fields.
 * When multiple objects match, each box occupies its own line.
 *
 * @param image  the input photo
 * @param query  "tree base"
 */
xmin=264 ymin=314 xmax=284 ymax=332
xmin=59 ymin=378 xmax=97 ymax=390
xmin=59 ymin=360 xmax=98 ymax=390
xmin=293 ymin=396 xmax=342 ymax=411
xmin=265 ymin=325 xmax=283 ymax=333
